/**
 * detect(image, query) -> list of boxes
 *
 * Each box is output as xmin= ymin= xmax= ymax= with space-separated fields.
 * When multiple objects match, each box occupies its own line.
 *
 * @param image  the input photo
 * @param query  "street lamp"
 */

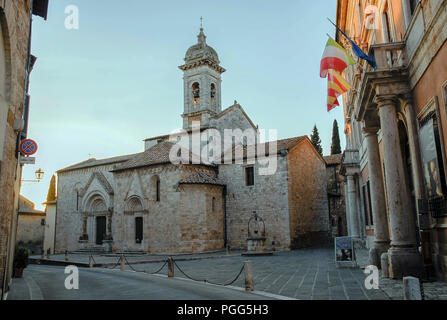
xmin=22 ymin=168 xmax=44 ymax=183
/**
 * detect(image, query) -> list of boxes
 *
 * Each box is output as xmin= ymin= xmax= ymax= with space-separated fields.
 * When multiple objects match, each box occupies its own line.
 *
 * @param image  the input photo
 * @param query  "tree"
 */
xmin=310 ymin=124 xmax=323 ymax=156
xmin=46 ymin=175 xmax=56 ymax=203
xmin=331 ymin=119 xmax=342 ymax=155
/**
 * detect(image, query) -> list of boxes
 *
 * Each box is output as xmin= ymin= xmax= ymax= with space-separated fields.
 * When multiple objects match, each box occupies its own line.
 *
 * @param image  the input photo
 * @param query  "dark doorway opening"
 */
xmin=135 ymin=217 xmax=143 ymax=244
xmin=96 ymin=216 xmax=106 ymax=245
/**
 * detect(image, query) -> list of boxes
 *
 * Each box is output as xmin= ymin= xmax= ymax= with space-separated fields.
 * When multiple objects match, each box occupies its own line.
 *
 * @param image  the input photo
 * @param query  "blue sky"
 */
xmin=22 ymin=0 xmax=345 ymax=210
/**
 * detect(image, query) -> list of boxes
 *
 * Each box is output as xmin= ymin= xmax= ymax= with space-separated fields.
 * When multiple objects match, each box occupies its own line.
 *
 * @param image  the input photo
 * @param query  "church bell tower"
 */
xmin=179 ymin=25 xmax=226 ymax=129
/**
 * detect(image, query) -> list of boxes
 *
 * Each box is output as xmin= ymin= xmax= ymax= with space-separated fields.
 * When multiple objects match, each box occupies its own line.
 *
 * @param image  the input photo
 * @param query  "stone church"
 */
xmin=55 ymin=27 xmax=330 ymax=254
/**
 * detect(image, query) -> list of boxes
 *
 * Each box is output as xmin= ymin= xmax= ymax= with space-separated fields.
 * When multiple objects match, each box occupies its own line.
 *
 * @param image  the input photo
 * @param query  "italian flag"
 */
xmin=320 ymin=36 xmax=356 ymax=78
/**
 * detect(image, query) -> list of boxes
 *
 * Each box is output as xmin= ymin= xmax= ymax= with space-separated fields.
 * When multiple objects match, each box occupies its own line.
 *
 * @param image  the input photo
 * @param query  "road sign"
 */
xmin=19 ymin=156 xmax=36 ymax=165
xmin=19 ymin=139 xmax=38 ymax=156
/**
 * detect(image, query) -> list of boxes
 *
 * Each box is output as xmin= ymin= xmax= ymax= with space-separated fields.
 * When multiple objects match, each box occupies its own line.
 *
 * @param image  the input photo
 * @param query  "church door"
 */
xmin=96 ymin=216 xmax=106 ymax=245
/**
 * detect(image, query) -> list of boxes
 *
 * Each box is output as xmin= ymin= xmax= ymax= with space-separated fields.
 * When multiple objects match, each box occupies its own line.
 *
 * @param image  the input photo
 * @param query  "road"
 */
xmin=7 ymin=264 xmax=278 ymax=300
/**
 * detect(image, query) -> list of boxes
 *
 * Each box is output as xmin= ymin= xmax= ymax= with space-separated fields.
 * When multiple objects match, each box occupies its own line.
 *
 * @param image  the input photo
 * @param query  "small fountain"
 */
xmin=242 ymin=212 xmax=274 ymax=256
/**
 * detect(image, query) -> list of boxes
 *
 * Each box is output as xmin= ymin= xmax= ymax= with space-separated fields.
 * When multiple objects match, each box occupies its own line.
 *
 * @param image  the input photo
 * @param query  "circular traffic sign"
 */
xmin=19 ymin=139 xmax=38 ymax=156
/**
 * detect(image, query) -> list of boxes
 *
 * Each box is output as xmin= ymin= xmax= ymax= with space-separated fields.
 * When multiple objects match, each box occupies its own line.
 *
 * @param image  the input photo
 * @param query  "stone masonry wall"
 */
xmin=287 ymin=140 xmax=330 ymax=248
xmin=219 ymin=156 xmax=291 ymax=249
xmin=0 ymin=0 xmax=31 ymax=296
xmin=56 ymin=164 xmax=117 ymax=252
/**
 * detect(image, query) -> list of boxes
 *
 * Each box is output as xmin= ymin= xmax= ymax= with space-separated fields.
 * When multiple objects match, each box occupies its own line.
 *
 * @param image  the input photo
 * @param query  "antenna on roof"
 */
xmin=200 ymin=16 xmax=203 ymax=29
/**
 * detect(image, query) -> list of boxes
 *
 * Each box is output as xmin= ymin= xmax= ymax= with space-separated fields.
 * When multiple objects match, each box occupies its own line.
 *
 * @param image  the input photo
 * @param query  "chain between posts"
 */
xmin=103 ymin=254 xmax=247 ymax=287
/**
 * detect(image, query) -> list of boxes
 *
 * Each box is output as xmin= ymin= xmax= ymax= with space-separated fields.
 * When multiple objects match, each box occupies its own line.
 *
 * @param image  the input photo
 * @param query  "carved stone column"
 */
xmin=79 ymin=213 xmax=88 ymax=241
xmin=363 ymin=126 xmax=390 ymax=267
xmin=377 ymin=95 xmax=423 ymax=278
xmin=346 ymin=174 xmax=361 ymax=238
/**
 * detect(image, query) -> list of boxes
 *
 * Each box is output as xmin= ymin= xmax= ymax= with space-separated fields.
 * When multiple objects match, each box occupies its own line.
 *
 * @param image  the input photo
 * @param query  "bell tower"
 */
xmin=179 ymin=25 xmax=226 ymax=129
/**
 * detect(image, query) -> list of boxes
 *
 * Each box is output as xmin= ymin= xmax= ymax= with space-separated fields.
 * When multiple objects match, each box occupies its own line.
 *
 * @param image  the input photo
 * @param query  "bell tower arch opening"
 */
xmin=179 ymin=25 xmax=226 ymax=129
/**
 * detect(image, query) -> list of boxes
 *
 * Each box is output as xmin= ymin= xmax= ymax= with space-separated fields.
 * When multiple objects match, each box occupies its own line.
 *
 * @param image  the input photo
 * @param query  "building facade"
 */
xmin=0 ymin=0 xmax=47 ymax=299
xmin=337 ymin=0 xmax=447 ymax=280
xmin=55 ymin=27 xmax=331 ymax=254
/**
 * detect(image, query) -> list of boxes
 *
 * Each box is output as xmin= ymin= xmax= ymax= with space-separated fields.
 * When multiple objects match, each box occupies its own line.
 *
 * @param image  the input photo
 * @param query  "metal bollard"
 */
xmin=89 ymin=255 xmax=93 ymax=268
xmin=65 ymin=250 xmax=69 ymax=262
xmin=120 ymin=254 xmax=125 ymax=271
xmin=168 ymin=258 xmax=175 ymax=278
xmin=244 ymin=261 xmax=254 ymax=292
xmin=226 ymin=244 xmax=231 ymax=256
xmin=46 ymin=248 xmax=50 ymax=260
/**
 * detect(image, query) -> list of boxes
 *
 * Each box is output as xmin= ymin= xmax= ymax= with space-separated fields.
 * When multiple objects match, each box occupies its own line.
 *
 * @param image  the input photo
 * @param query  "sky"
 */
xmin=22 ymin=0 xmax=346 ymax=210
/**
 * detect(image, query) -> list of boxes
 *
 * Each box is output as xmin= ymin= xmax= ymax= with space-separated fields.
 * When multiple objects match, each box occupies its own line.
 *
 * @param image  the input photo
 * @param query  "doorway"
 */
xmin=96 ymin=216 xmax=106 ymax=245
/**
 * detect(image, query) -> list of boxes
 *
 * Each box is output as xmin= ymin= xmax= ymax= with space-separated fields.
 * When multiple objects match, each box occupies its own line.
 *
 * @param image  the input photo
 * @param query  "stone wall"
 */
xmin=219 ymin=156 xmax=291 ymax=249
xmin=16 ymin=214 xmax=45 ymax=254
xmin=287 ymin=140 xmax=330 ymax=248
xmin=0 ymin=0 xmax=31 ymax=297
xmin=56 ymin=164 xmax=117 ymax=252
xmin=113 ymin=164 xmax=223 ymax=253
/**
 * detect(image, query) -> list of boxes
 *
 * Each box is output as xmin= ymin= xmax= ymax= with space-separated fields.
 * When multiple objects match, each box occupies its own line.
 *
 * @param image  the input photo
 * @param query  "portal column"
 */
xmin=377 ymin=95 xmax=423 ymax=278
xmin=346 ymin=174 xmax=361 ymax=238
xmin=363 ymin=126 xmax=390 ymax=267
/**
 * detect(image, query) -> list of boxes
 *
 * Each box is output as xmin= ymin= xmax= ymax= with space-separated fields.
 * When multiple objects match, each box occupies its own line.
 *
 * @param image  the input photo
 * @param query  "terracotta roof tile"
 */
xmin=179 ymin=171 xmax=224 ymax=186
xmin=323 ymin=153 xmax=343 ymax=166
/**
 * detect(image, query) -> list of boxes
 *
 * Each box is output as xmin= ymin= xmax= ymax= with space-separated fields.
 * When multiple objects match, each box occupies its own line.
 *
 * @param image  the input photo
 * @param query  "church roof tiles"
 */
xmin=179 ymin=171 xmax=224 ymax=186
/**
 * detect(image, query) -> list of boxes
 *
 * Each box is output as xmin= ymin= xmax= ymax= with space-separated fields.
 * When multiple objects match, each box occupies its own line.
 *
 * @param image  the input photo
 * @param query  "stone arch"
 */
xmin=82 ymin=191 xmax=108 ymax=213
xmin=192 ymin=82 xmax=200 ymax=103
xmin=125 ymin=196 xmax=144 ymax=213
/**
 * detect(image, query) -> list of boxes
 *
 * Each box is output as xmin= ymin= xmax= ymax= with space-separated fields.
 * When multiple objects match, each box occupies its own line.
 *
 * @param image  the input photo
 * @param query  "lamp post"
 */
xmin=21 ymin=168 xmax=44 ymax=183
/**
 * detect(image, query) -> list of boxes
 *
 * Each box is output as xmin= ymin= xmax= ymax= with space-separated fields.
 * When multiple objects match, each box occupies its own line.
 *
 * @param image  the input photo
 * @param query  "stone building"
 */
xmin=323 ymin=154 xmax=347 ymax=238
xmin=55 ymin=27 xmax=330 ymax=254
xmin=16 ymin=195 xmax=45 ymax=255
xmin=0 ymin=0 xmax=48 ymax=299
xmin=337 ymin=0 xmax=447 ymax=280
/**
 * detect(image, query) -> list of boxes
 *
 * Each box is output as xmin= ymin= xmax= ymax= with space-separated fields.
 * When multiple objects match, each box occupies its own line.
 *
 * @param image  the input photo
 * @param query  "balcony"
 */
xmin=354 ymin=41 xmax=410 ymax=122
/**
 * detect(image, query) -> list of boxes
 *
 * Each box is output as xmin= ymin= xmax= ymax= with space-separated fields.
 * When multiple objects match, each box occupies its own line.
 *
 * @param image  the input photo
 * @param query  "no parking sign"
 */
xmin=19 ymin=139 xmax=38 ymax=156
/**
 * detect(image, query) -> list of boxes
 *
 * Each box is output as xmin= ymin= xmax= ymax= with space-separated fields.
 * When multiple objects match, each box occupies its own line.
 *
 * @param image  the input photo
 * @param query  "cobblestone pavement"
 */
xmin=30 ymin=248 xmax=447 ymax=300
xmin=119 ymin=248 xmax=390 ymax=300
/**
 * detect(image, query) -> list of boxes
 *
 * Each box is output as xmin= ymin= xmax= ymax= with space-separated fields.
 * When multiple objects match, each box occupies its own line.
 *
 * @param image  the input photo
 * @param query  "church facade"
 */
xmin=55 ymin=27 xmax=330 ymax=254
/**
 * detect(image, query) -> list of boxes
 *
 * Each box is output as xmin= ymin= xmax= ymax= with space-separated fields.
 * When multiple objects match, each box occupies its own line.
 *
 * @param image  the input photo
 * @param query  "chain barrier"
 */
xmin=172 ymin=259 xmax=245 ymax=287
xmin=102 ymin=254 xmax=245 ymax=287
xmin=121 ymin=255 xmax=168 ymax=275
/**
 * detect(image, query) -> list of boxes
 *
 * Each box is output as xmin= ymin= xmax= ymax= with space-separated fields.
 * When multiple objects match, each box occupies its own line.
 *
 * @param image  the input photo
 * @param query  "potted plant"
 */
xmin=13 ymin=246 xmax=29 ymax=278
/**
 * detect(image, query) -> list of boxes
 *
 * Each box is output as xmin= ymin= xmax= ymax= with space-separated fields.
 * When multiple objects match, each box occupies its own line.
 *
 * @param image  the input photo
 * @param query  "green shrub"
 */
xmin=13 ymin=246 xmax=29 ymax=269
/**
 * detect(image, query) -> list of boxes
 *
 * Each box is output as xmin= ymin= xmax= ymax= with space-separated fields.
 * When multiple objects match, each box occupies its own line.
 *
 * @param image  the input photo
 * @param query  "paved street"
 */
xmin=11 ymin=248 xmax=447 ymax=300
xmin=7 ymin=264 xmax=275 ymax=300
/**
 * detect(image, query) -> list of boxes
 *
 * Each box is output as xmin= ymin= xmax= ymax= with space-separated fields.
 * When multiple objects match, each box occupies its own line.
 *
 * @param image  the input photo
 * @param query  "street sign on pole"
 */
xmin=19 ymin=156 xmax=36 ymax=165
xmin=19 ymin=139 xmax=38 ymax=156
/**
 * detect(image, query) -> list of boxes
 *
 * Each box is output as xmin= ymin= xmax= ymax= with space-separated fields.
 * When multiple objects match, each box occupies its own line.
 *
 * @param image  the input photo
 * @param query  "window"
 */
xmin=156 ymin=179 xmax=160 ymax=202
xmin=245 ymin=166 xmax=254 ymax=186
xmin=212 ymin=197 xmax=216 ymax=212
xmin=135 ymin=217 xmax=143 ymax=244
xmin=418 ymin=107 xmax=447 ymax=199
xmin=192 ymin=82 xmax=200 ymax=103
xmin=362 ymin=181 xmax=373 ymax=226
xmin=210 ymin=83 xmax=216 ymax=102
xmin=76 ymin=191 xmax=79 ymax=211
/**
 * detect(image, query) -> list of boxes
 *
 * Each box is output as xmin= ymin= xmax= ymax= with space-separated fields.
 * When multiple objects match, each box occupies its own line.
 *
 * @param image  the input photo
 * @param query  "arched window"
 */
xmin=210 ymin=83 xmax=216 ymax=102
xmin=150 ymin=175 xmax=161 ymax=202
xmin=192 ymin=82 xmax=200 ymax=103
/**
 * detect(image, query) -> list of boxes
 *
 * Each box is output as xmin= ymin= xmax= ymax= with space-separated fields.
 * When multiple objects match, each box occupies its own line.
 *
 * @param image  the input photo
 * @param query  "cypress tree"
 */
xmin=331 ymin=119 xmax=342 ymax=155
xmin=310 ymin=124 xmax=323 ymax=156
xmin=46 ymin=175 xmax=56 ymax=203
